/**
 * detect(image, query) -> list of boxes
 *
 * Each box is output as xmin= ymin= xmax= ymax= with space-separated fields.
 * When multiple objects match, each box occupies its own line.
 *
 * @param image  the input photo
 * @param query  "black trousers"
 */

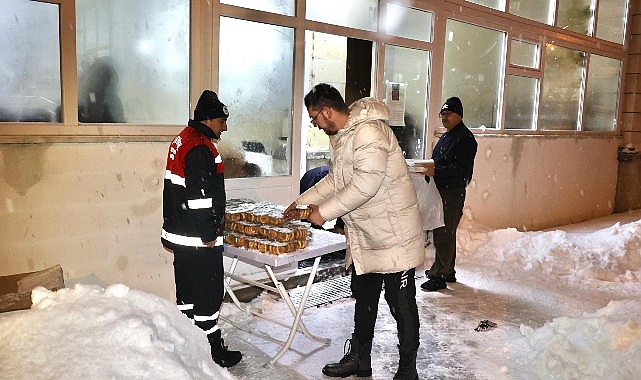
xmin=351 ymin=266 xmax=419 ymax=351
xmin=173 ymin=246 xmax=224 ymax=335
xmin=427 ymin=187 xmax=466 ymax=279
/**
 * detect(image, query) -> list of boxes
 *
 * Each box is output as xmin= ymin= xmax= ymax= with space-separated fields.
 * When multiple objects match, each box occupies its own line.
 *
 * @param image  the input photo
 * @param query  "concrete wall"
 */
xmin=0 ymin=136 xmax=620 ymax=298
xmin=0 ymin=142 xmax=173 ymax=298
xmin=468 ymin=135 xmax=620 ymax=231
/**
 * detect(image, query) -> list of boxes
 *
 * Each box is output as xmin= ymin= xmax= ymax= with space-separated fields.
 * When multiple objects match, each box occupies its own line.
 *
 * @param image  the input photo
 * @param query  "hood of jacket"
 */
xmin=347 ymin=97 xmax=390 ymax=127
xmin=329 ymin=97 xmax=391 ymax=146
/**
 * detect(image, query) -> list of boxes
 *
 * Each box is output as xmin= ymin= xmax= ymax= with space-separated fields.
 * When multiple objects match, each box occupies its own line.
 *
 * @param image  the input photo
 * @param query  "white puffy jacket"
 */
xmin=296 ymin=98 xmax=425 ymax=275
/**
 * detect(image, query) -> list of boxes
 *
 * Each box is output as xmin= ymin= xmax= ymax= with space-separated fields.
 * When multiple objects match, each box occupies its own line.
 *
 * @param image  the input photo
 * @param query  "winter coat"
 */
xmin=296 ymin=98 xmax=425 ymax=275
xmin=161 ymin=120 xmax=226 ymax=251
xmin=432 ymin=121 xmax=477 ymax=190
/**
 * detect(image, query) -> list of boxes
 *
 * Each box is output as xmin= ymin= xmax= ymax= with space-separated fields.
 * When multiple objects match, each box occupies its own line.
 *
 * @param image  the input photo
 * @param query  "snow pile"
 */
xmin=459 ymin=219 xmax=641 ymax=282
xmin=517 ymin=300 xmax=641 ymax=379
xmin=0 ymin=284 xmax=236 ymax=380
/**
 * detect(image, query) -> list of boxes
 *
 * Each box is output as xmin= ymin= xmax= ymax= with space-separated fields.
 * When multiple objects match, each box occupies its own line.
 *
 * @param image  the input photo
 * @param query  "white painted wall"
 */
xmin=0 ymin=135 xmax=621 ymax=298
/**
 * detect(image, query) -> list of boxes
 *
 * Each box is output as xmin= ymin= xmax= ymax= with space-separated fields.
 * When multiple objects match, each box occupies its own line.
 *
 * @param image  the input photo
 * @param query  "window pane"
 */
xmin=386 ymin=3 xmax=433 ymax=42
xmin=221 ymin=0 xmax=294 ymax=16
xmin=583 ymin=55 xmax=621 ymax=132
xmin=384 ymin=45 xmax=430 ymax=159
xmin=596 ymin=0 xmax=629 ymax=44
xmin=466 ymin=0 xmax=503 ymax=10
xmin=0 ymin=0 xmax=60 ymax=122
xmin=511 ymin=40 xmax=539 ymax=68
xmin=540 ymin=44 xmax=586 ymax=130
xmin=557 ymin=0 xmax=594 ymax=35
xmin=442 ymin=20 xmax=506 ymax=129
xmin=505 ymin=76 xmax=538 ymax=130
xmin=509 ymin=0 xmax=554 ymax=25
xmin=76 ymin=0 xmax=189 ymax=124
xmin=219 ymin=18 xmax=294 ymax=178
xmin=306 ymin=0 xmax=378 ymax=31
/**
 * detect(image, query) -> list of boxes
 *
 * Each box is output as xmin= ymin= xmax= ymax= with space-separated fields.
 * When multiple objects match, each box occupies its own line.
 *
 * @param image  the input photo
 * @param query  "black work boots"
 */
xmin=322 ymin=334 xmax=373 ymax=377
xmin=208 ymin=331 xmax=242 ymax=368
xmin=393 ymin=348 xmax=418 ymax=380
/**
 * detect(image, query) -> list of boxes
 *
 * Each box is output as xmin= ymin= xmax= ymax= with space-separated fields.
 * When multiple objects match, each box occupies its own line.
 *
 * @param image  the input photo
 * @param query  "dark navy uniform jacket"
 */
xmin=161 ymin=120 xmax=225 ymax=251
xmin=432 ymin=121 xmax=477 ymax=190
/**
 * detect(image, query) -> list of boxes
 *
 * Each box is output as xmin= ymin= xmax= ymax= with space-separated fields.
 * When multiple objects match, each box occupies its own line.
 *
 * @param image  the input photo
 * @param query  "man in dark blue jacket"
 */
xmin=421 ymin=97 xmax=477 ymax=291
xmin=161 ymin=90 xmax=242 ymax=367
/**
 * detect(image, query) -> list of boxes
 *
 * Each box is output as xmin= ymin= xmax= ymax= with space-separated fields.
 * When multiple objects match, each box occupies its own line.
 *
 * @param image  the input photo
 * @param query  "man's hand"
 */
xmin=330 ymin=226 xmax=345 ymax=235
xmin=307 ymin=204 xmax=326 ymax=226
xmin=284 ymin=201 xmax=298 ymax=220
xmin=416 ymin=160 xmax=435 ymax=176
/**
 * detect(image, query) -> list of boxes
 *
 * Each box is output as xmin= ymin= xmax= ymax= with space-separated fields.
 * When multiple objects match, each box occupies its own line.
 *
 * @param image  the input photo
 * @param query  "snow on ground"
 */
xmin=0 ymin=284 xmax=235 ymax=380
xmin=1 ymin=210 xmax=641 ymax=380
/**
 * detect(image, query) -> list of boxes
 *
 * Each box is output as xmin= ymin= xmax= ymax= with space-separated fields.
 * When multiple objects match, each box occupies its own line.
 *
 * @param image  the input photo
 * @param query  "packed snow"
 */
xmin=1 ymin=211 xmax=640 ymax=379
xmin=0 ymin=283 xmax=235 ymax=380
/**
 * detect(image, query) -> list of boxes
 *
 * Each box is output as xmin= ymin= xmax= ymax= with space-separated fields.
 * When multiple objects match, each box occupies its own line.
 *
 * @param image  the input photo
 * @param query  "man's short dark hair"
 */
xmin=304 ymin=83 xmax=349 ymax=113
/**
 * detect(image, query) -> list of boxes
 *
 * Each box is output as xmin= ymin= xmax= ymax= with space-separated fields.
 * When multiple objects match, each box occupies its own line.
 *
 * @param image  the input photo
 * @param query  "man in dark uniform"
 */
xmin=421 ymin=97 xmax=477 ymax=291
xmin=161 ymin=90 xmax=242 ymax=367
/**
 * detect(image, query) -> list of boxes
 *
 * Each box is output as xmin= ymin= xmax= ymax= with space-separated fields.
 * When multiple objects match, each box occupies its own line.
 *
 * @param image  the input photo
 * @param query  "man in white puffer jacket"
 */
xmin=285 ymin=83 xmax=424 ymax=380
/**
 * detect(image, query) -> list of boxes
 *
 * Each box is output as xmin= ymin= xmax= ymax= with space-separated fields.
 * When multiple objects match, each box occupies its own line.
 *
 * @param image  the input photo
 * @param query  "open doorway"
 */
xmin=301 ymin=32 xmax=374 ymax=174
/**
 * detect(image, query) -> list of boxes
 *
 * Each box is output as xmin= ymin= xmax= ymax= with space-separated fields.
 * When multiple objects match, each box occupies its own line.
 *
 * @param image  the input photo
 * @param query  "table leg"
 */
xmin=265 ymin=256 xmax=331 ymax=365
xmin=223 ymin=256 xmax=244 ymax=310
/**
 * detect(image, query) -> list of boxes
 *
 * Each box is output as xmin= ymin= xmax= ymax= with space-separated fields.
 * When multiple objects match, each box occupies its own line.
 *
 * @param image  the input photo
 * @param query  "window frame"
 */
xmin=0 ymin=0 xmax=629 ymax=144
xmin=439 ymin=0 xmax=627 ymax=136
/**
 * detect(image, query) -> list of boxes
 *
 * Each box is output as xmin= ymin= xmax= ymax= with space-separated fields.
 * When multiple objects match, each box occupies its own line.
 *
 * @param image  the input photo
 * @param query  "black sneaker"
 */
xmin=445 ymin=272 xmax=457 ymax=283
xmin=420 ymin=279 xmax=446 ymax=291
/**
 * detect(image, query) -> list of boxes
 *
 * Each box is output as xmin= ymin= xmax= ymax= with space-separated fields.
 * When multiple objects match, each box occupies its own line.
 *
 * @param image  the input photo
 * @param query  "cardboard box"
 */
xmin=0 ymin=265 xmax=64 ymax=313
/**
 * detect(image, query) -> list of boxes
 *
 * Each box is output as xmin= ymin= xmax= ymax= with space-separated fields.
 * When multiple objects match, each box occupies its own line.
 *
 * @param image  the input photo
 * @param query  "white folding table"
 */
xmin=221 ymin=229 xmax=347 ymax=366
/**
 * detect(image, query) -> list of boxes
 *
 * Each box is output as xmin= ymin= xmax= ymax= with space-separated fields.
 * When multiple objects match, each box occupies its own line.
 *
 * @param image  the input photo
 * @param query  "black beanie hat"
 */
xmin=194 ymin=90 xmax=229 ymax=121
xmin=440 ymin=97 xmax=463 ymax=118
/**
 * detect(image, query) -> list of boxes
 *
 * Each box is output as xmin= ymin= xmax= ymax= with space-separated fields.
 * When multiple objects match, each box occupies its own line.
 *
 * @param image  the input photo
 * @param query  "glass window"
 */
xmin=0 ymin=0 xmax=60 ymax=123
xmin=583 ymin=55 xmax=621 ymax=131
xmin=219 ymin=17 xmax=295 ymax=178
xmin=442 ymin=20 xmax=506 ymax=129
xmin=384 ymin=45 xmax=430 ymax=158
xmin=386 ymin=3 xmax=433 ymax=42
xmin=306 ymin=0 xmax=378 ymax=32
xmin=509 ymin=0 xmax=554 ymax=25
xmin=76 ymin=0 xmax=189 ymax=124
xmin=466 ymin=0 xmax=503 ymax=10
xmin=557 ymin=0 xmax=595 ymax=35
xmin=540 ymin=44 xmax=586 ymax=130
xmin=511 ymin=40 xmax=540 ymax=69
xmin=221 ymin=0 xmax=295 ymax=16
xmin=504 ymin=76 xmax=539 ymax=130
xmin=595 ymin=0 xmax=629 ymax=44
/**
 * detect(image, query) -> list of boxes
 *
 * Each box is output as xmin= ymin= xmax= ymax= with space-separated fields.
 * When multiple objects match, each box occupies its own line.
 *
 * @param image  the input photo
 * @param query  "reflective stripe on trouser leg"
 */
xmin=177 ymin=303 xmax=194 ymax=320
xmin=195 ymin=311 xmax=220 ymax=335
